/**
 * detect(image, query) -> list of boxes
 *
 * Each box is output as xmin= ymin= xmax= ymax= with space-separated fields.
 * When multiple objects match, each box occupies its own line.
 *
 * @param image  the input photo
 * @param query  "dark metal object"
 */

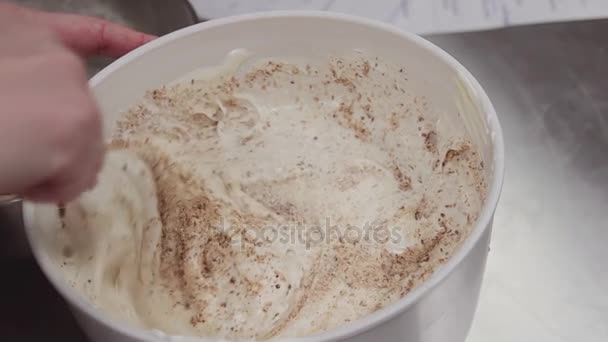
xmin=0 ymin=197 xmax=26 ymax=258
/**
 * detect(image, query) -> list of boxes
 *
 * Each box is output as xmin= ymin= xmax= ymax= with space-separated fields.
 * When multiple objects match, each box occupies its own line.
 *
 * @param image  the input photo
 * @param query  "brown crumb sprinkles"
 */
xmin=73 ymin=52 xmax=490 ymax=340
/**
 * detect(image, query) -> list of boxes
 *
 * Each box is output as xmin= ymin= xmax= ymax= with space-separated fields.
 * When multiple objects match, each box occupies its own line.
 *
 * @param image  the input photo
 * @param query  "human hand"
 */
xmin=0 ymin=3 xmax=154 ymax=203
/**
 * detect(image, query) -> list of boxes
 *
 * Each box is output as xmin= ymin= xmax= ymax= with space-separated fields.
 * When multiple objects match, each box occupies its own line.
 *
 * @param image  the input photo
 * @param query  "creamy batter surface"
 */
xmin=40 ymin=50 xmax=486 ymax=340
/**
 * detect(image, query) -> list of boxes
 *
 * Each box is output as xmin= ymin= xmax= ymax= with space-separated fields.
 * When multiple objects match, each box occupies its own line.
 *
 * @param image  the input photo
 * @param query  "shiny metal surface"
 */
xmin=0 ymin=17 xmax=606 ymax=342
xmin=428 ymin=21 xmax=608 ymax=342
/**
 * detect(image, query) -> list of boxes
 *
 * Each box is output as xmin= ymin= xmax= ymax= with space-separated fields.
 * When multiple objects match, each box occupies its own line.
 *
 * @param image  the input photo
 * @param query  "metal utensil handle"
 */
xmin=0 ymin=194 xmax=27 ymax=258
xmin=0 ymin=194 xmax=22 ymax=206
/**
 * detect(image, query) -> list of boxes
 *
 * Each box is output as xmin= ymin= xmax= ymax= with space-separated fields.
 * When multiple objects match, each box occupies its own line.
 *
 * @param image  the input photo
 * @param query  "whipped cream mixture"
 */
xmin=40 ymin=50 xmax=486 ymax=340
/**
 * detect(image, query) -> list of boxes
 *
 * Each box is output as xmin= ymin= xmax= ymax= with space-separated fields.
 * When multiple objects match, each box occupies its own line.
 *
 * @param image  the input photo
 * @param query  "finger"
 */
xmin=24 ymin=133 xmax=105 ymax=204
xmin=33 ymin=11 xmax=156 ymax=58
xmin=24 ymin=155 xmax=100 ymax=203
xmin=24 ymin=172 xmax=91 ymax=203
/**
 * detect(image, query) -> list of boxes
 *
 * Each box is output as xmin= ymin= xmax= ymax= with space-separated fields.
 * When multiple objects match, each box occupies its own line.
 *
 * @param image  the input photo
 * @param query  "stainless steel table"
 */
xmin=1 ymin=19 xmax=606 ymax=342
xmin=430 ymin=21 xmax=608 ymax=342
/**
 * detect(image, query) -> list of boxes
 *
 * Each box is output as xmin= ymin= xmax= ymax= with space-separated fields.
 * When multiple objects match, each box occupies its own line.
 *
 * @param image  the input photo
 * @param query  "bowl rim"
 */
xmin=23 ymin=10 xmax=505 ymax=342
